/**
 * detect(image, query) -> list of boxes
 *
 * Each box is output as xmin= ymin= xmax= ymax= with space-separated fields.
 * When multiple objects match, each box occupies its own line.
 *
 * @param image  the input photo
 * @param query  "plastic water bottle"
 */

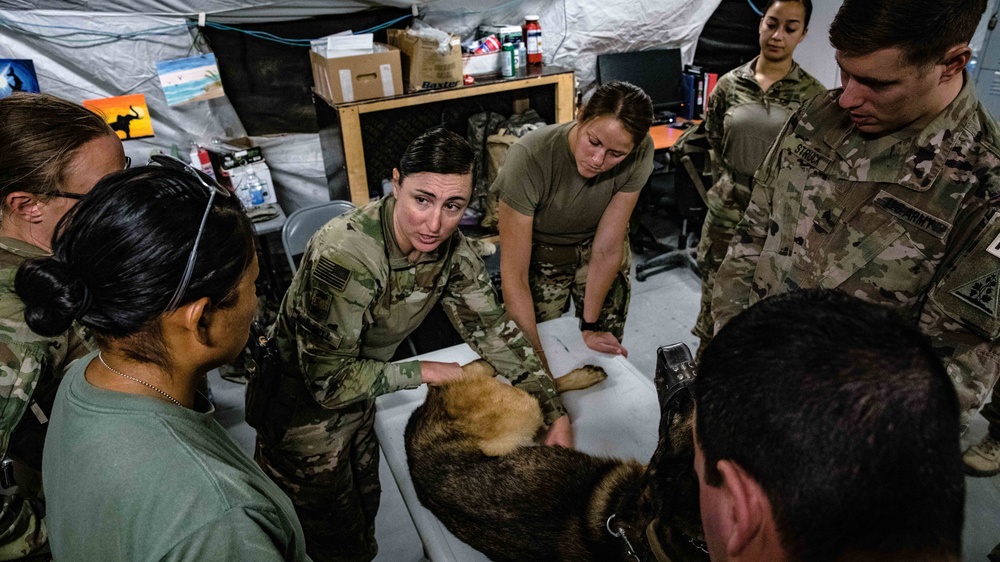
xmin=242 ymin=166 xmax=266 ymax=207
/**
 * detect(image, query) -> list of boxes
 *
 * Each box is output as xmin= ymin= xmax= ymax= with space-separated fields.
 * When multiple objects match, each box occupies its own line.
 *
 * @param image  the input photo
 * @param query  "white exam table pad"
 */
xmin=374 ymin=316 xmax=661 ymax=562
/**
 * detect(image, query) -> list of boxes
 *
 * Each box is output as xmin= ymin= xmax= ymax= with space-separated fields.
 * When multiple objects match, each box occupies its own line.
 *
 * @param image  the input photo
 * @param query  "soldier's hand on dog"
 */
xmin=544 ymin=414 xmax=574 ymax=448
xmin=582 ymin=330 xmax=628 ymax=357
xmin=419 ymin=361 xmax=466 ymax=385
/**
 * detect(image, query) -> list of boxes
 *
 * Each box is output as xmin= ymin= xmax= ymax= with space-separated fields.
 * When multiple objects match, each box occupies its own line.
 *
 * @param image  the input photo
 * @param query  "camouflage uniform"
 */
xmin=0 ymin=236 xmax=93 ymax=559
xmin=254 ymin=195 xmax=566 ymax=562
xmin=693 ymin=58 xmax=824 ymax=346
xmin=530 ymin=237 xmax=631 ymax=340
xmin=712 ymin=76 xmax=1000 ymax=429
xmin=982 ymin=396 xmax=1000 ymax=440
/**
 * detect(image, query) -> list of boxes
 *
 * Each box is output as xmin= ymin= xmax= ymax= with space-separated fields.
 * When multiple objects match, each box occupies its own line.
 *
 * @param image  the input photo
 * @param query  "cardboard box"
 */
xmin=387 ymin=28 xmax=462 ymax=92
xmin=204 ymin=137 xmax=278 ymax=208
xmin=227 ymin=161 xmax=278 ymax=208
xmin=309 ymin=44 xmax=403 ymax=104
xmin=478 ymin=25 xmax=522 ymax=45
xmin=462 ymin=51 xmax=503 ymax=76
xmin=210 ymin=136 xmax=264 ymax=170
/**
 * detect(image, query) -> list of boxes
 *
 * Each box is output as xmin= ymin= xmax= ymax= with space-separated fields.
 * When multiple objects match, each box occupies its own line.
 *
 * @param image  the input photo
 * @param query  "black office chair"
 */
xmin=634 ymin=147 xmax=710 ymax=281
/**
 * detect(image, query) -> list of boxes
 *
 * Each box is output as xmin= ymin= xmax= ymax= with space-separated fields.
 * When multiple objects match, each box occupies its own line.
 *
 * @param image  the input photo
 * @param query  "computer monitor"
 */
xmin=596 ymin=49 xmax=684 ymax=113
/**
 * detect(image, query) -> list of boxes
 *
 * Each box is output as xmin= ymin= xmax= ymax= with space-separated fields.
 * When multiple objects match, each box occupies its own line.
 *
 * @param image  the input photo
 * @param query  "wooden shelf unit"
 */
xmin=315 ymin=66 xmax=576 ymax=205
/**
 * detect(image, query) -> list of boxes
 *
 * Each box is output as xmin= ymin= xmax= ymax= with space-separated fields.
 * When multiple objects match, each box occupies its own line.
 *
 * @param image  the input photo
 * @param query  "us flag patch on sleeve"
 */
xmin=315 ymin=256 xmax=352 ymax=292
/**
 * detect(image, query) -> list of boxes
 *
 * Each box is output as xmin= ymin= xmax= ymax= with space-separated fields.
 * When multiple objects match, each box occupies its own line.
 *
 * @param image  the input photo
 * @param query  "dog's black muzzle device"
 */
xmin=655 ymin=342 xmax=697 ymax=407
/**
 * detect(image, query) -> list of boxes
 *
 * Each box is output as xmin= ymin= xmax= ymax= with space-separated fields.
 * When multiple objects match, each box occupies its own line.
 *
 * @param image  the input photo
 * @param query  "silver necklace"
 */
xmin=98 ymin=352 xmax=184 ymax=408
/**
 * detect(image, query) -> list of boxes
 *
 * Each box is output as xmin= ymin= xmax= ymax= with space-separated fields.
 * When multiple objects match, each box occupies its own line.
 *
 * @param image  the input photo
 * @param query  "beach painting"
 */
xmin=82 ymin=94 xmax=154 ymax=141
xmin=0 ymin=59 xmax=41 ymax=99
xmin=156 ymin=53 xmax=225 ymax=106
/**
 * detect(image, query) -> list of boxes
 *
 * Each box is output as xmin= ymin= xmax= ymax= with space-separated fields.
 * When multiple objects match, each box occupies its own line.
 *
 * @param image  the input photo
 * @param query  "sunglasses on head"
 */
xmin=147 ymin=153 xmax=232 ymax=312
xmin=50 ymin=157 xmax=132 ymax=200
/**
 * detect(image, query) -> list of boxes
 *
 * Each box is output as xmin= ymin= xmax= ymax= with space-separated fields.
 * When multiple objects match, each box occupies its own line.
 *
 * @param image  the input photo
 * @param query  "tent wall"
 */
xmin=0 ymin=0 xmax=724 ymax=211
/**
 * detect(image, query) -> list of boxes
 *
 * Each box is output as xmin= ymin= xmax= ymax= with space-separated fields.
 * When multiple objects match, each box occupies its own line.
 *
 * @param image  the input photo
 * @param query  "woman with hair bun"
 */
xmin=494 ymin=80 xmax=654 ymax=365
xmin=253 ymin=128 xmax=567 ymax=561
xmin=692 ymin=0 xmax=823 ymax=351
xmin=0 ymin=91 xmax=125 ymax=556
xmin=16 ymin=163 xmax=308 ymax=561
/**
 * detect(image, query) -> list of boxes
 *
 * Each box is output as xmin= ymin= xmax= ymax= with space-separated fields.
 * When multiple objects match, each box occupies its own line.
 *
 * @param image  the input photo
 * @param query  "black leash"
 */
xmin=605 ymin=342 xmax=708 ymax=562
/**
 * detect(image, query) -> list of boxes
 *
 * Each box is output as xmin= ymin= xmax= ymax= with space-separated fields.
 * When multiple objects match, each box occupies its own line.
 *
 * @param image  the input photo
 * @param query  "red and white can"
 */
xmin=474 ymin=34 xmax=501 ymax=54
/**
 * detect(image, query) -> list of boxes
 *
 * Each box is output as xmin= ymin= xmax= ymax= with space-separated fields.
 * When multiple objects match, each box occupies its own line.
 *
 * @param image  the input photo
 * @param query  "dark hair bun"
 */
xmin=15 ymin=256 xmax=90 ymax=337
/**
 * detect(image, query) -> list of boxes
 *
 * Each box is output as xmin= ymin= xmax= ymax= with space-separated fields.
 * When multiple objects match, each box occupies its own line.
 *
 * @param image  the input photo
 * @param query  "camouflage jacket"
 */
xmin=712 ymin=76 xmax=1000 ymax=426
xmin=703 ymin=57 xmax=824 ymax=229
xmin=273 ymin=196 xmax=566 ymax=424
xmin=0 ymin=237 xmax=92 ymax=459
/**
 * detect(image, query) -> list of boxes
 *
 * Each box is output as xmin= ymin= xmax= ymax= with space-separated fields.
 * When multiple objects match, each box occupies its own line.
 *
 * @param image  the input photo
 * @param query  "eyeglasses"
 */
xmin=50 ymin=156 xmax=131 ymax=200
xmin=50 ymin=191 xmax=86 ymax=201
xmin=148 ymin=153 xmax=232 ymax=312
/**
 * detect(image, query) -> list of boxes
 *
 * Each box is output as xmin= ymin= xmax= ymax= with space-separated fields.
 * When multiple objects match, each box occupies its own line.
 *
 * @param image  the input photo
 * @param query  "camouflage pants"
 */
xmin=529 ymin=237 xmax=631 ymax=340
xmin=256 ymin=397 xmax=380 ymax=562
xmin=0 ymin=495 xmax=46 ymax=561
xmin=693 ymin=170 xmax=753 ymax=355
xmin=693 ymin=212 xmax=738 ymax=354
xmin=0 ymin=458 xmax=47 ymax=560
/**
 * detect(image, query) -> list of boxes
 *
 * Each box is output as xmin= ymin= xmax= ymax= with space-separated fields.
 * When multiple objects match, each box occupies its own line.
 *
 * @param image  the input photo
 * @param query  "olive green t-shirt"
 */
xmin=44 ymin=353 xmax=310 ymax=561
xmin=493 ymin=121 xmax=654 ymax=246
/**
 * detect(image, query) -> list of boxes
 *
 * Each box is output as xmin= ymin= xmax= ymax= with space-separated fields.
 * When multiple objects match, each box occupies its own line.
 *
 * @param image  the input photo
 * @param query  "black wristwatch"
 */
xmin=580 ymin=319 xmax=600 ymax=332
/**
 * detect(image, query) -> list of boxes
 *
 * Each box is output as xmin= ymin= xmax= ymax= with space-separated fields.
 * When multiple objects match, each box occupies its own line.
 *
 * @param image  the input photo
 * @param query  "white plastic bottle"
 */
xmin=240 ymin=166 xmax=266 ymax=207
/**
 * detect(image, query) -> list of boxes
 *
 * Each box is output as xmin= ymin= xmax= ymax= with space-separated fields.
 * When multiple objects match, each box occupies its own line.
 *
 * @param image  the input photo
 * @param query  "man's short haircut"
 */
xmin=829 ymin=0 xmax=987 ymax=67
xmin=695 ymin=289 xmax=964 ymax=562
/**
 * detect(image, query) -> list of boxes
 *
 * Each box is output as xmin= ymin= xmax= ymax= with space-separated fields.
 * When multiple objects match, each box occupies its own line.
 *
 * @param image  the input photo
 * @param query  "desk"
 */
xmin=374 ymin=316 xmax=660 ymax=561
xmin=316 ymin=66 xmax=576 ymax=205
xmin=250 ymin=203 xmax=286 ymax=236
xmin=649 ymin=119 xmax=700 ymax=151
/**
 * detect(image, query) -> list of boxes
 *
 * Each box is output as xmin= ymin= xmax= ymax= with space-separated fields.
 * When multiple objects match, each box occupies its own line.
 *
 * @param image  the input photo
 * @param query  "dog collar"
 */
xmin=644 ymin=518 xmax=708 ymax=562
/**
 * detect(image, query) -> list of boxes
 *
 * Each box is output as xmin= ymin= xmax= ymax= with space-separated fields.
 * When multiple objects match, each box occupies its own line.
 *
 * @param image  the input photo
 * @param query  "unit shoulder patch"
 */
xmin=309 ymin=289 xmax=332 ymax=319
xmin=951 ymin=269 xmax=1000 ymax=318
xmin=988 ymin=230 xmax=1000 ymax=260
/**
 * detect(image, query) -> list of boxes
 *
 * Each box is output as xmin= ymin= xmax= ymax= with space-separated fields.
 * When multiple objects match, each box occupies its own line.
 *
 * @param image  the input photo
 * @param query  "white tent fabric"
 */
xmin=3 ymin=2 xmax=401 ymax=21
xmin=0 ymin=0 xmax=720 ymax=210
xmin=0 ymin=11 xmax=248 ymax=168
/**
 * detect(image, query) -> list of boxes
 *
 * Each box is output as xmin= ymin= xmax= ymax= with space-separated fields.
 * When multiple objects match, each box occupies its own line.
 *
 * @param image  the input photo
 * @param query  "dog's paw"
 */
xmin=554 ymin=365 xmax=608 ymax=393
xmin=468 ymin=238 xmax=497 ymax=257
xmin=462 ymin=359 xmax=496 ymax=379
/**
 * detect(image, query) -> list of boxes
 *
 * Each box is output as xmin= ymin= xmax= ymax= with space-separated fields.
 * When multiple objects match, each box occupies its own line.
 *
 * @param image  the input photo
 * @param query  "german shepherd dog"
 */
xmin=405 ymin=359 xmax=707 ymax=562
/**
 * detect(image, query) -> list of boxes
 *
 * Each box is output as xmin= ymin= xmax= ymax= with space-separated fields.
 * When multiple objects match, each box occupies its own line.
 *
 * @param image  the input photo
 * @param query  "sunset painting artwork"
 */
xmin=82 ymin=93 xmax=154 ymax=140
